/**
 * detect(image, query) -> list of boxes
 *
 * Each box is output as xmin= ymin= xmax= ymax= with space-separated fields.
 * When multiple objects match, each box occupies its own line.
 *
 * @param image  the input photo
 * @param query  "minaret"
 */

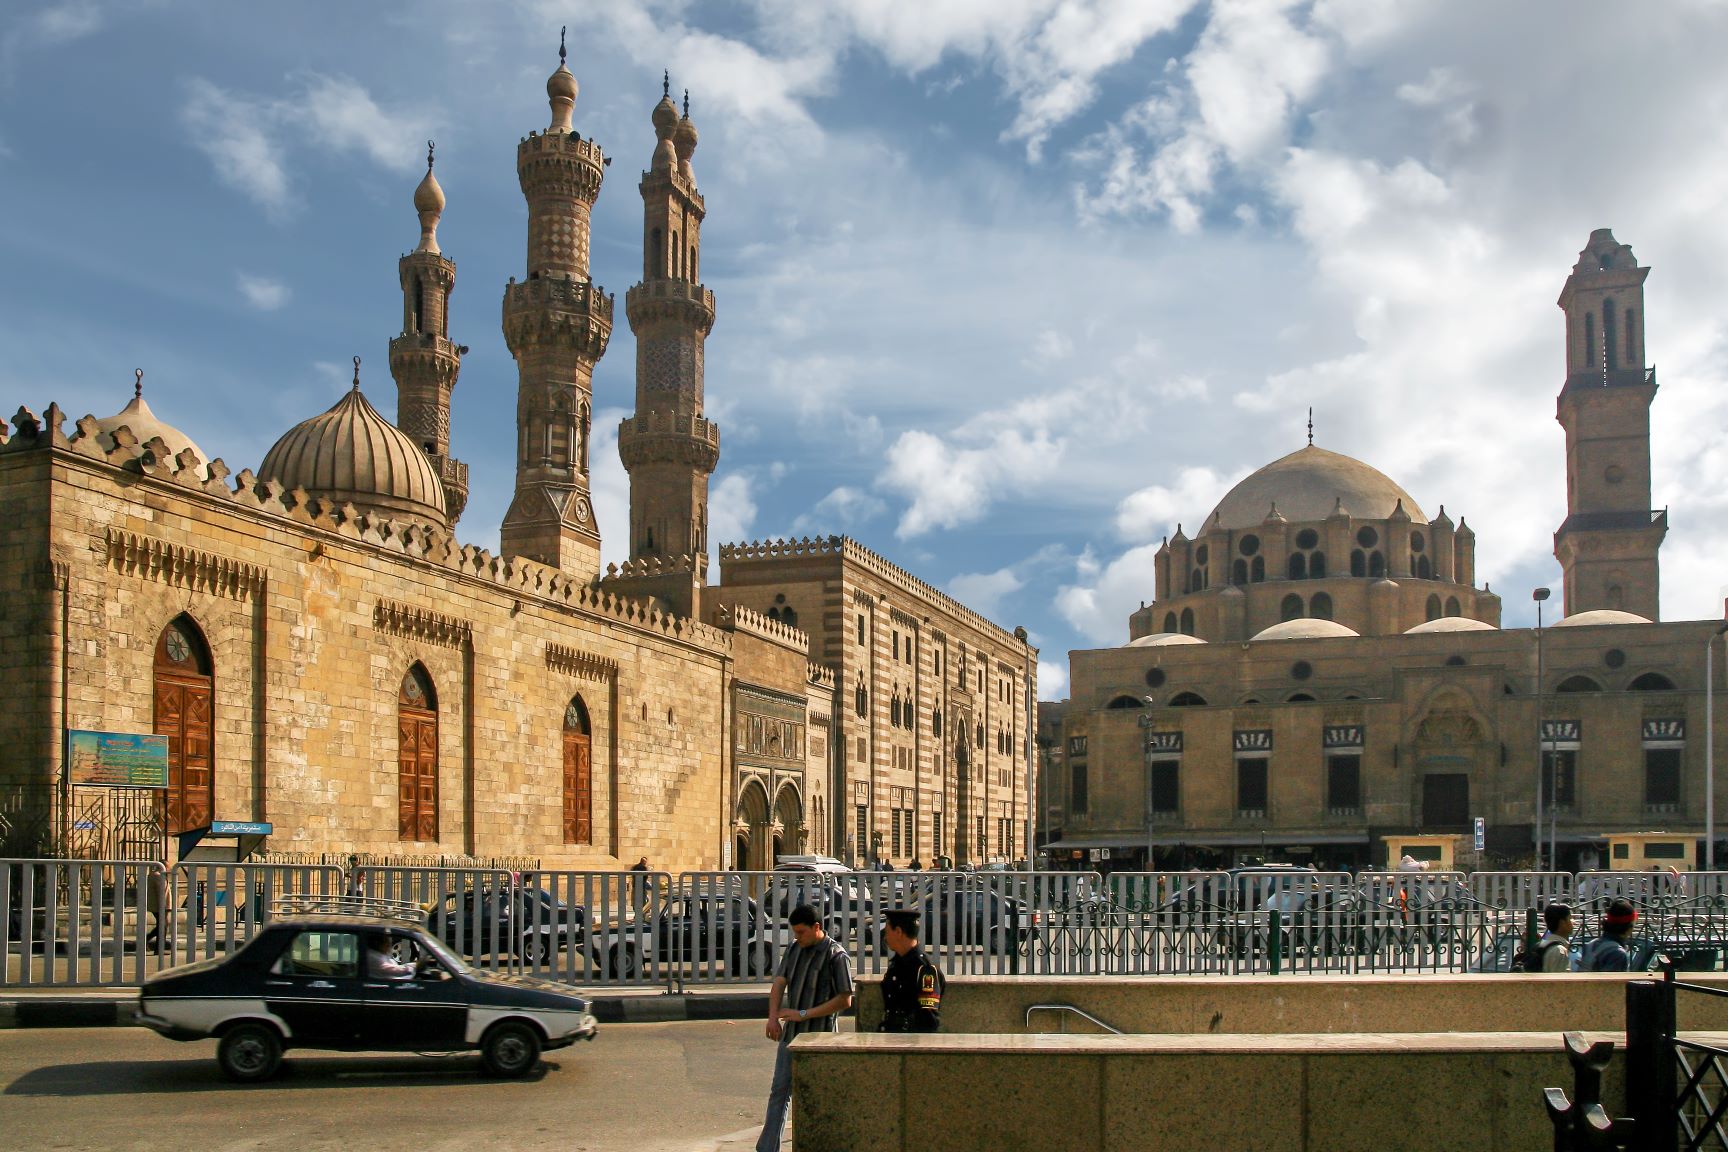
xmin=389 ymin=141 xmax=468 ymax=522
xmin=500 ymin=31 xmax=614 ymax=578
xmin=620 ymin=79 xmax=719 ymax=566
xmin=1553 ymin=228 xmax=1665 ymax=619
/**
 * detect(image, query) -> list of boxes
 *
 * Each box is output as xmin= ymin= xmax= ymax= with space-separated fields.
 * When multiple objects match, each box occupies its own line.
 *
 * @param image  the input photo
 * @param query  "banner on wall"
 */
xmin=67 ymin=730 xmax=169 ymax=789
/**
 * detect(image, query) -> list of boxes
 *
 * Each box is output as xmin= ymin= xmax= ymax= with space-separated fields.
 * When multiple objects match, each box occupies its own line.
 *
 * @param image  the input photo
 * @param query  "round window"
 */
xmin=1295 ymin=528 xmax=1319 ymax=550
xmin=1239 ymin=534 xmax=1260 ymax=557
xmin=1145 ymin=668 xmax=1167 ymax=689
xmin=1605 ymin=464 xmax=1625 ymax=485
xmin=1410 ymin=531 xmax=1425 ymax=552
xmin=1356 ymin=526 xmax=1378 ymax=548
xmin=1291 ymin=660 xmax=1313 ymax=681
xmin=1604 ymin=648 xmax=1627 ymax=669
xmin=1195 ymin=545 xmax=1209 ymax=566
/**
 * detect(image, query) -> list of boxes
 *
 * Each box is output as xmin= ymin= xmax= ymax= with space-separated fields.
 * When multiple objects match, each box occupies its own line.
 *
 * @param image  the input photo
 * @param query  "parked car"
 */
xmin=765 ymin=876 xmax=879 ymax=952
xmin=429 ymin=887 xmax=584 ymax=964
xmin=918 ymin=883 xmax=1034 ymax=956
xmin=136 ymin=911 xmax=597 ymax=1080
xmin=588 ymin=892 xmax=783 ymax=978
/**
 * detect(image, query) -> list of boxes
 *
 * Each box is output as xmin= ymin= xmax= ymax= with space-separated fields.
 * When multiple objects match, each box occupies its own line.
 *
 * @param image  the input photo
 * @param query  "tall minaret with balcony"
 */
xmin=500 ymin=33 xmax=614 ymax=578
xmin=1554 ymin=228 xmax=1665 ymax=619
xmin=619 ymin=80 xmax=719 ymax=568
xmin=389 ymin=142 xmax=468 ymax=523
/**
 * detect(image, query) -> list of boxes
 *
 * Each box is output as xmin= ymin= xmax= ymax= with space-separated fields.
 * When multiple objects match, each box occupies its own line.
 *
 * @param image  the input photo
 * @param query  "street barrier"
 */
xmin=2 ymin=858 xmax=164 ymax=986
xmin=164 ymin=863 xmax=345 ymax=965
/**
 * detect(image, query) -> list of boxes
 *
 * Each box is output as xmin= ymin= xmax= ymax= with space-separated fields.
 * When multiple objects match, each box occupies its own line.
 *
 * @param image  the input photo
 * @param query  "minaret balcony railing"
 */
xmin=503 ymin=276 xmax=615 ymax=325
xmin=625 ymin=280 xmax=716 ymax=329
xmin=388 ymin=333 xmax=464 ymax=359
xmin=517 ymin=130 xmax=606 ymax=166
xmin=618 ymin=411 xmax=720 ymax=447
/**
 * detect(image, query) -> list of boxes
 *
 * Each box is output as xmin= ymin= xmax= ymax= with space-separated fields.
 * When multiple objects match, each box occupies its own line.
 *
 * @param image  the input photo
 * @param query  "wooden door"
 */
xmin=154 ymin=623 xmax=213 ymax=836
xmin=563 ymin=731 xmax=592 ymax=844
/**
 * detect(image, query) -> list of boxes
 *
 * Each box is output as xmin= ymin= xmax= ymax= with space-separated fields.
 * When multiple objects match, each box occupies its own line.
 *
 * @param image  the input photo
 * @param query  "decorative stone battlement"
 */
xmin=625 ymin=280 xmax=716 ymax=332
xmin=719 ymin=603 xmax=810 ymax=651
xmin=2 ymin=403 xmax=730 ymax=652
xmin=601 ymin=552 xmax=707 ymax=581
xmin=545 ymin=641 xmax=617 ymax=680
xmin=105 ymin=528 xmax=267 ymax=601
xmin=502 ymin=275 xmax=615 ymax=325
xmin=808 ymin=662 xmax=836 ymax=690
xmin=375 ymin=598 xmax=471 ymax=649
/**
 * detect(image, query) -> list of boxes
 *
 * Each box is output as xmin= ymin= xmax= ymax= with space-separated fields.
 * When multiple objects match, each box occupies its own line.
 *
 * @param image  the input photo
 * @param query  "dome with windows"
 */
xmin=1125 ymin=633 xmax=1207 ymax=647
xmin=259 ymin=384 xmax=447 ymax=528
xmin=1404 ymin=617 xmax=1496 ymax=634
xmin=1551 ymin=609 xmax=1653 ymax=628
xmin=1250 ymin=618 xmax=1361 ymax=641
xmin=1207 ymin=445 xmax=1424 ymax=532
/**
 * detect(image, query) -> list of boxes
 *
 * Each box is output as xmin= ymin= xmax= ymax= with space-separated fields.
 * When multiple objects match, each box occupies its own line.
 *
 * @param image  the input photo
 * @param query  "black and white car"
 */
xmin=136 ymin=911 xmax=598 ymax=1081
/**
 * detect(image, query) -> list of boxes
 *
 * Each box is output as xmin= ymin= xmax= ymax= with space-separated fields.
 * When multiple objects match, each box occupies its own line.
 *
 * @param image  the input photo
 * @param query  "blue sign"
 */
xmin=68 ymin=730 xmax=169 ymax=788
xmin=210 ymin=821 xmax=273 ymax=837
xmin=1473 ymin=817 xmax=1486 ymax=853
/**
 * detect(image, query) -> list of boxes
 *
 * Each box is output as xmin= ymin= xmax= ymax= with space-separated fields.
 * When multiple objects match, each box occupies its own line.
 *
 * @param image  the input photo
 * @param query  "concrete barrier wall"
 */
xmin=791 ymin=1031 xmax=1635 ymax=1152
xmin=855 ymin=971 xmax=1728 ymax=1034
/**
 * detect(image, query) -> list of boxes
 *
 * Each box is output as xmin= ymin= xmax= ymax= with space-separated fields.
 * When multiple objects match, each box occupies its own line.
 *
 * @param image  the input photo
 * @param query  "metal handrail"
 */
xmin=1025 ymin=1003 xmax=1123 ymax=1035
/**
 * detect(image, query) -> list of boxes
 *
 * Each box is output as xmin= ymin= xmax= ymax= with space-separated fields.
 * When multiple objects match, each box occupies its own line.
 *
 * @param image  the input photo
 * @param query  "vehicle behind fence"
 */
xmin=10 ymin=860 xmax=1728 ymax=989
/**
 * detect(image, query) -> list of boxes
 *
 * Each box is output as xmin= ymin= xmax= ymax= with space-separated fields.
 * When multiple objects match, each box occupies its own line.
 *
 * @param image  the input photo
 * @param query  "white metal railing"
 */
xmin=2 ymin=859 xmax=165 ymax=986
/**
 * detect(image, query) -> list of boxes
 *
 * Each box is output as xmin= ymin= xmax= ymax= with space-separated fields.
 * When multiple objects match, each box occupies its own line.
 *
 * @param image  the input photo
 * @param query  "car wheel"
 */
xmin=746 ymin=943 xmax=776 ymax=978
xmin=480 ymin=1021 xmax=542 ymax=1078
xmin=217 ymin=1022 xmax=283 ymax=1083
xmin=609 ymin=942 xmax=641 ymax=979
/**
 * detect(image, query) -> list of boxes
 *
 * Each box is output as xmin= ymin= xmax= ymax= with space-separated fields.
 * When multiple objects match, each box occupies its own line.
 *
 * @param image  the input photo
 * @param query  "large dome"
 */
xmin=96 ymin=391 xmax=210 ymax=479
xmin=1207 ymin=445 xmax=1425 ymax=531
xmin=259 ymin=385 xmax=446 ymax=527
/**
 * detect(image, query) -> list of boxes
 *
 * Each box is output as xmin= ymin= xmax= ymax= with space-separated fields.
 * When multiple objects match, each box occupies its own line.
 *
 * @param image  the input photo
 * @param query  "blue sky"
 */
xmin=5 ymin=1 xmax=1728 ymax=700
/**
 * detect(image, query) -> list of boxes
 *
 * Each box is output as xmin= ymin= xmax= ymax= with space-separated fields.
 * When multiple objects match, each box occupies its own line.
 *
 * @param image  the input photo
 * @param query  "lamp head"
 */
xmin=1533 ymin=587 xmax=1551 ymax=602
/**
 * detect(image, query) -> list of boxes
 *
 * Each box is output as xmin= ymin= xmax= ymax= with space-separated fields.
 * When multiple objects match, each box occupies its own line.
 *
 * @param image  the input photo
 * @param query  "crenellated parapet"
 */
xmin=616 ymin=410 xmax=719 ymax=472
xmin=601 ymin=551 xmax=707 ymax=582
xmin=807 ymin=662 xmax=836 ymax=690
xmin=502 ymin=274 xmax=614 ymax=359
xmin=625 ymin=279 xmax=715 ymax=334
xmin=719 ymin=602 xmax=810 ymax=651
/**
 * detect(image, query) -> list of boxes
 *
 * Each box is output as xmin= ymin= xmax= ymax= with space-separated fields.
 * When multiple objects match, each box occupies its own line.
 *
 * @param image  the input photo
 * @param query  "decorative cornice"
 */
xmin=104 ymin=528 xmax=267 ymax=601
xmin=374 ymin=599 xmax=471 ymax=649
xmin=545 ymin=641 xmax=617 ymax=681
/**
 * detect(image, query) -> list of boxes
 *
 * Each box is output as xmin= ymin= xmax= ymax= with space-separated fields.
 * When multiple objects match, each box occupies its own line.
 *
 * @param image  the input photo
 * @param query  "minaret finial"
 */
xmin=683 ymin=88 xmax=690 ymax=118
xmin=426 ymin=139 xmax=435 ymax=172
xmin=352 ymin=356 xmax=361 ymax=392
xmin=559 ymin=25 xmax=567 ymax=67
xmin=134 ymin=368 xmax=143 ymax=400
xmin=663 ymin=70 xmax=670 ymax=98
xmin=1307 ymin=406 xmax=1314 ymax=446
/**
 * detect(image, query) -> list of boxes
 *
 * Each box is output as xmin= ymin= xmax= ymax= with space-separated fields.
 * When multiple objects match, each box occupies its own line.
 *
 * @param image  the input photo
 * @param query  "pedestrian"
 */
xmin=756 ymin=903 xmax=854 ymax=1152
xmin=878 ymin=909 xmax=943 ymax=1032
xmin=629 ymin=856 xmax=650 ymax=917
xmin=1526 ymin=902 xmax=1574 ymax=972
xmin=909 ymin=858 xmax=923 ymax=872
xmin=1581 ymin=897 xmax=1638 ymax=971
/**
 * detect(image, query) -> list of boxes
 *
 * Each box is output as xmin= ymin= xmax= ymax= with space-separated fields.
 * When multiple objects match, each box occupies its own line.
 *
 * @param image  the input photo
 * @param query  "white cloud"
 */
xmin=299 ymin=73 xmax=431 ymax=173
xmin=880 ymin=423 xmax=1064 ymax=538
xmin=793 ymin=485 xmax=887 ymax=534
xmin=1037 ymin=658 xmax=1068 ymax=700
xmin=236 ymin=273 xmax=290 ymax=311
xmin=181 ymin=79 xmax=292 ymax=216
xmin=708 ymin=471 xmax=759 ymax=557
xmin=1053 ymin=541 xmax=1161 ymax=646
xmin=33 ymin=1 xmax=103 ymax=44
xmin=1114 ymin=466 xmax=1236 ymax=541
xmin=947 ymin=567 xmax=1025 ymax=619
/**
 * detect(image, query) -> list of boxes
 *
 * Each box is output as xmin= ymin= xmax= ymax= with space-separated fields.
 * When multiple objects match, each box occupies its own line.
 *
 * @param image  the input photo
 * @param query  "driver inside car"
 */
xmin=365 ymin=933 xmax=416 ymax=981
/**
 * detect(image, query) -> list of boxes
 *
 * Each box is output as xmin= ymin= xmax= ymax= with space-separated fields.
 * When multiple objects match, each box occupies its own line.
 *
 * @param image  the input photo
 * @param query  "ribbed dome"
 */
xmin=258 ymin=386 xmax=446 ymax=527
xmin=96 ymin=392 xmax=210 ymax=479
xmin=1552 ymin=609 xmax=1652 ymax=628
xmin=1405 ymin=617 xmax=1496 ymax=634
xmin=1251 ymin=618 xmax=1361 ymax=641
xmin=1208 ymin=445 xmax=1424 ymax=531
xmin=1125 ymin=633 xmax=1208 ymax=648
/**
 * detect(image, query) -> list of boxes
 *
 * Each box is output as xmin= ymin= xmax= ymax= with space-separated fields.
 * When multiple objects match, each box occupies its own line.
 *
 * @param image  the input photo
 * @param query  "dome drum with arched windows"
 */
xmin=1131 ymin=444 xmax=1500 ymax=644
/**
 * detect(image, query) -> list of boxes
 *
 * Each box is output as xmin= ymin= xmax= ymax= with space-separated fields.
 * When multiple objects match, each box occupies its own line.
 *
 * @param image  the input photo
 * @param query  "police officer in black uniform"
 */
xmin=878 ymin=908 xmax=944 ymax=1032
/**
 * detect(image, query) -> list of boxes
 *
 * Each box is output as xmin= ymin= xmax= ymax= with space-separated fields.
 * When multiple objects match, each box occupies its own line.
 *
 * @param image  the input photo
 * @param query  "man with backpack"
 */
xmin=1580 ymin=898 xmax=1638 ymax=972
xmin=1524 ymin=902 xmax=1574 ymax=972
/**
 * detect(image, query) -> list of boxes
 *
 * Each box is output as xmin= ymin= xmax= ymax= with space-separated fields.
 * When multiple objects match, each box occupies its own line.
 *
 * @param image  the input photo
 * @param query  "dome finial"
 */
xmin=412 ymin=140 xmax=445 ymax=253
xmin=134 ymin=368 xmax=143 ymax=400
xmin=352 ymin=356 xmax=361 ymax=392
xmin=663 ymin=69 xmax=670 ymax=99
xmin=682 ymin=88 xmax=690 ymax=119
xmin=547 ymin=27 xmax=578 ymax=131
xmin=1307 ymin=406 xmax=1313 ymax=447
xmin=559 ymin=25 xmax=567 ymax=67
xmin=426 ymin=139 xmax=434 ymax=172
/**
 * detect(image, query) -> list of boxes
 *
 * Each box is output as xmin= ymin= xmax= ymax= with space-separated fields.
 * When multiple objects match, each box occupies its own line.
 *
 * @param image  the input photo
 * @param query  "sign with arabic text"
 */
xmin=67 ymin=730 xmax=169 ymax=789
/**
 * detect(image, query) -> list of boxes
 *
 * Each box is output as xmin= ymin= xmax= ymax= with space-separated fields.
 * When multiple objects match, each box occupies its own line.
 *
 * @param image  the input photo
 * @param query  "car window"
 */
xmin=278 ymin=931 xmax=360 ymax=978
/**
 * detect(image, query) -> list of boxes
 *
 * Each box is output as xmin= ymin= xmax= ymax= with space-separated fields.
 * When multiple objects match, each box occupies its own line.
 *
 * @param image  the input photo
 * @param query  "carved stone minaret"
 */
xmin=499 ymin=32 xmax=613 ymax=578
xmin=389 ymin=141 xmax=468 ymax=522
xmin=619 ymin=80 xmax=718 ymax=568
xmin=1554 ymin=228 xmax=1665 ymax=619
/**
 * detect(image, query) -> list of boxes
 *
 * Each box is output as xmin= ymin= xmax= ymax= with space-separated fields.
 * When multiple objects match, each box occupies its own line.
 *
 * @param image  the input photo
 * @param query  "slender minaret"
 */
xmin=620 ymin=79 xmax=718 ymax=566
xmin=1553 ymin=228 xmax=1665 ymax=618
xmin=500 ymin=31 xmax=613 ymax=577
xmin=389 ymin=141 xmax=468 ymax=523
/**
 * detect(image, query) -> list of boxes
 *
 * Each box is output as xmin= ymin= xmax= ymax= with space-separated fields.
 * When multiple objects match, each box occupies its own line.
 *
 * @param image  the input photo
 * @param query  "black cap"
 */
xmin=884 ymin=908 xmax=920 ymax=937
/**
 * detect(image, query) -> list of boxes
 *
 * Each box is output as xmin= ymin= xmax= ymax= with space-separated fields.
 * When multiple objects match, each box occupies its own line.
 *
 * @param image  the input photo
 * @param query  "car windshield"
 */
xmin=418 ymin=932 xmax=472 ymax=975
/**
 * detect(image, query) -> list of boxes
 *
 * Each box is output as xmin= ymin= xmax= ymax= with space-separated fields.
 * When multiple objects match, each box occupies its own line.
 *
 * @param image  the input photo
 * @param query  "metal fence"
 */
xmin=9 ymin=860 xmax=1728 ymax=989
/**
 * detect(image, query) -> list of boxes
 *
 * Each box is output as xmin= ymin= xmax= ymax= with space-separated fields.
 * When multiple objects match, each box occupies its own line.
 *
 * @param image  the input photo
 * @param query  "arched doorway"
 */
xmin=397 ymin=664 xmax=439 ymax=842
xmin=153 ymin=616 xmax=213 ymax=835
xmin=735 ymin=778 xmax=770 ymax=870
xmin=563 ymin=696 xmax=592 ymax=844
xmin=772 ymin=784 xmax=803 ymax=863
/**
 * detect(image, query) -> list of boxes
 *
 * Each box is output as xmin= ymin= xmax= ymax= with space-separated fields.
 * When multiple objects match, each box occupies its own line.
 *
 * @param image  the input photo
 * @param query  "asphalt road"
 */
xmin=0 ymin=1020 xmax=789 ymax=1152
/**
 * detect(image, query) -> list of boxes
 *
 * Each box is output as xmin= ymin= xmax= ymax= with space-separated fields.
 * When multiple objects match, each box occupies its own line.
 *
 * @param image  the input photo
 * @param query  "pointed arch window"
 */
xmin=1281 ymin=593 xmax=1304 ymax=622
xmin=398 ymin=665 xmax=439 ymax=841
xmin=1179 ymin=607 xmax=1195 ymax=636
xmin=1288 ymin=552 xmax=1307 ymax=580
xmin=1368 ymin=551 xmax=1385 ymax=578
xmin=563 ymin=696 xmax=593 ymax=844
xmin=1233 ymin=558 xmax=1248 ymax=585
xmin=1351 ymin=550 xmax=1366 ymax=577
xmin=1444 ymin=596 xmax=1461 ymax=617
xmin=1584 ymin=312 xmax=1597 ymax=369
xmin=1251 ymin=556 xmax=1265 ymax=582
xmin=153 ymin=615 xmax=214 ymax=835
xmin=1310 ymin=592 xmax=1333 ymax=621
xmin=1426 ymin=594 xmax=1442 ymax=622
xmin=1163 ymin=611 xmax=1178 ymax=634
xmin=1603 ymin=298 xmax=1618 ymax=369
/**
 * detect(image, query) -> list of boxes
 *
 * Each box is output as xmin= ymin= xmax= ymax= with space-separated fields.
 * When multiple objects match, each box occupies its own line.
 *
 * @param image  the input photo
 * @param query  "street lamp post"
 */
xmin=1708 ymin=623 xmax=1728 ymax=870
xmin=1533 ymin=587 xmax=1550 ymax=871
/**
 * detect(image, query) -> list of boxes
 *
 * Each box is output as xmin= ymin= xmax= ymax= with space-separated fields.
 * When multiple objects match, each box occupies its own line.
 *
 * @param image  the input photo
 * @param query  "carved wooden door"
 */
xmin=563 ymin=732 xmax=591 ymax=844
xmin=154 ymin=623 xmax=213 ymax=835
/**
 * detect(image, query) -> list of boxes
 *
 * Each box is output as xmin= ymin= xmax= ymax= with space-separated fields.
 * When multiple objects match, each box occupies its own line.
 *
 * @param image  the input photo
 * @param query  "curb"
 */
xmin=0 ymin=991 xmax=770 ymax=1030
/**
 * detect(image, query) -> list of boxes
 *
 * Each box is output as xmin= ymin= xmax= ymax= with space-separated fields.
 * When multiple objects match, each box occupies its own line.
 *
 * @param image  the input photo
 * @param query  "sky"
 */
xmin=4 ymin=0 xmax=1728 ymax=702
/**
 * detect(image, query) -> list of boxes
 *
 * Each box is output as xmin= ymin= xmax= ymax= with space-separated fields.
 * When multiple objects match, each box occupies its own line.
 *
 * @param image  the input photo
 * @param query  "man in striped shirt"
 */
xmin=756 ymin=903 xmax=854 ymax=1152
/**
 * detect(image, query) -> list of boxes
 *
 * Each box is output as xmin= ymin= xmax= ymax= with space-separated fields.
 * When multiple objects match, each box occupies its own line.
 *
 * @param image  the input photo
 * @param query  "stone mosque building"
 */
xmin=0 ymin=49 xmax=1035 ymax=872
xmin=1048 ymin=228 xmax=1727 ymax=874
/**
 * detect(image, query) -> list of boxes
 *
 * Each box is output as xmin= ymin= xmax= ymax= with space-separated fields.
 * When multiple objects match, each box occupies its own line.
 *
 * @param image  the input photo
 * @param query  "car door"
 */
xmin=361 ymin=932 xmax=468 ymax=1050
xmin=263 ymin=929 xmax=364 ymax=1047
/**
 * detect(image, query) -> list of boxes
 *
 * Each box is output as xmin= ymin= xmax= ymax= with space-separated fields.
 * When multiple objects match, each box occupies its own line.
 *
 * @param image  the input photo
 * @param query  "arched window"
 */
xmin=1310 ymin=592 xmax=1333 ymax=621
xmin=1251 ymin=556 xmax=1265 ymax=582
xmin=1351 ymin=550 xmax=1366 ymax=577
xmin=1288 ymin=553 xmax=1307 ymax=580
xmin=1417 ymin=555 xmax=1432 ymax=579
xmin=890 ymin=695 xmax=902 ymax=728
xmin=1310 ymin=552 xmax=1326 ymax=578
xmin=932 ymin=709 xmax=943 ymax=737
xmin=1286 ymin=692 xmax=1316 ymax=703
xmin=1555 ymin=675 xmax=1602 ymax=694
xmin=563 ymin=696 xmax=592 ymax=844
xmin=1192 ymin=567 xmax=1206 ymax=591
xmin=1626 ymin=308 xmax=1637 ymax=366
xmin=855 ymin=685 xmax=868 ymax=717
xmin=766 ymin=607 xmax=781 ymax=622
xmin=1444 ymin=596 xmax=1461 ymax=617
xmin=398 ymin=664 xmax=439 ymax=841
xmin=1281 ymin=593 xmax=1304 ymax=622
xmin=782 ymin=606 xmax=798 ymax=628
xmin=651 ymin=227 xmax=663 ymax=278
xmin=1106 ymin=695 xmax=1142 ymax=709
xmin=412 ymin=277 xmax=425 ymax=334
xmin=1179 ymin=607 xmax=1195 ymax=636
xmin=975 ymin=722 xmax=985 ymax=750
xmin=1603 ymin=298 xmax=1618 ymax=369
xmin=153 ymin=615 xmax=214 ymax=835
xmin=1163 ymin=612 xmax=1178 ymax=634
xmin=1233 ymin=559 xmax=1248 ymax=585
xmin=1584 ymin=312 xmax=1596 ymax=367
xmin=1368 ymin=551 xmax=1385 ymax=578
xmin=1426 ymin=594 xmax=1442 ymax=621
xmin=1168 ymin=691 xmax=1208 ymax=707
xmin=1629 ymin=672 xmax=1677 ymax=691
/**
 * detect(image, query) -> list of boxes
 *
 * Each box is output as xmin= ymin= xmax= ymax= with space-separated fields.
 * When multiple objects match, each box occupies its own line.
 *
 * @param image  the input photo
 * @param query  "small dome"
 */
xmin=1208 ymin=445 xmax=1425 ymax=531
xmin=258 ymin=384 xmax=446 ymax=527
xmin=547 ymin=64 xmax=577 ymax=104
xmin=1250 ymin=619 xmax=1361 ymax=641
xmin=652 ymin=94 xmax=678 ymax=132
xmin=1125 ymin=633 xmax=1208 ymax=648
xmin=96 ymin=389 xmax=210 ymax=479
xmin=1405 ymin=617 xmax=1496 ymax=634
xmin=413 ymin=167 xmax=444 ymax=215
xmin=1552 ymin=609 xmax=1653 ymax=628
